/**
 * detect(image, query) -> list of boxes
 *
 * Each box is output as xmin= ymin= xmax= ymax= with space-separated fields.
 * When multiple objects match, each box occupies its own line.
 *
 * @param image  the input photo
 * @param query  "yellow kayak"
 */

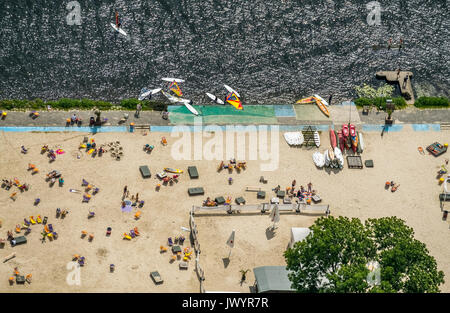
xmin=296 ymin=96 xmax=316 ymax=104
xmin=314 ymin=98 xmax=330 ymax=117
xmin=164 ymin=168 xmax=183 ymax=174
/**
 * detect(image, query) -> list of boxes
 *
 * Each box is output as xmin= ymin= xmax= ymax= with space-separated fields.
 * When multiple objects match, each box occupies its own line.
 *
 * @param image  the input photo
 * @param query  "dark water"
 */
xmin=0 ymin=0 xmax=449 ymax=104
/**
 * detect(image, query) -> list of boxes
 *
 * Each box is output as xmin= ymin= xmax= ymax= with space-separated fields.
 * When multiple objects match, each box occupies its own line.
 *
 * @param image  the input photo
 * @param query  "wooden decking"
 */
xmin=376 ymin=71 xmax=415 ymax=105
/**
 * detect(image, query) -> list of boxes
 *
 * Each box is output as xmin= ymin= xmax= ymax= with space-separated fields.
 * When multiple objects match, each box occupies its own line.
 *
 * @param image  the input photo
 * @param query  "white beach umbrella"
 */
xmin=269 ymin=204 xmax=280 ymax=230
xmin=226 ymin=229 xmax=235 ymax=258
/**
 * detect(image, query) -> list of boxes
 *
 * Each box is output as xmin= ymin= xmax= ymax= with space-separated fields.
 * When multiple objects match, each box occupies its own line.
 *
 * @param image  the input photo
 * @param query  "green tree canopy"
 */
xmin=284 ymin=216 xmax=444 ymax=293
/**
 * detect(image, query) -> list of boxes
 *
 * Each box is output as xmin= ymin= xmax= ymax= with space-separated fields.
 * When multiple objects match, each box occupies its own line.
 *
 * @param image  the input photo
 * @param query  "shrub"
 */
xmin=414 ymin=97 xmax=449 ymax=108
xmin=354 ymin=97 xmax=407 ymax=110
xmin=0 ymin=98 xmax=167 ymax=111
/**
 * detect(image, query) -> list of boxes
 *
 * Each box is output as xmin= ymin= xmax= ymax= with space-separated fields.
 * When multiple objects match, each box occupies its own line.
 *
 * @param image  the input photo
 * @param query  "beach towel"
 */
xmin=121 ymin=200 xmax=133 ymax=212
xmin=56 ymin=149 xmax=65 ymax=154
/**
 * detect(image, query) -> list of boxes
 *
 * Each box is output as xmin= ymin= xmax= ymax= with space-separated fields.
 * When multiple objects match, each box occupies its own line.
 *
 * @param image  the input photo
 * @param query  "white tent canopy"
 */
xmin=288 ymin=227 xmax=311 ymax=249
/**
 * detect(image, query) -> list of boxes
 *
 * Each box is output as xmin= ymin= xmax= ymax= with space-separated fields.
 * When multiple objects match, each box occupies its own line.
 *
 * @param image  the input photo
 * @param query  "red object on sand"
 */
xmin=342 ymin=124 xmax=349 ymax=138
xmin=338 ymin=130 xmax=344 ymax=152
xmin=329 ymin=130 xmax=337 ymax=149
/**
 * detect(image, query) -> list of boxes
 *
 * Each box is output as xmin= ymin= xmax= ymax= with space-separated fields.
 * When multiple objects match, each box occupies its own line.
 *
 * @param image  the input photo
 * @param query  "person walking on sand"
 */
xmin=135 ymin=193 xmax=139 ymax=203
xmin=123 ymin=186 xmax=128 ymax=200
xmin=135 ymin=103 xmax=142 ymax=118
xmin=307 ymin=182 xmax=312 ymax=193
xmin=291 ymin=179 xmax=296 ymax=189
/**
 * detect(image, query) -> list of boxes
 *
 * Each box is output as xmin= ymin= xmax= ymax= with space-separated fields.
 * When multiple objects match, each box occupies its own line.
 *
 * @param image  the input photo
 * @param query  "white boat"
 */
xmin=206 ymin=92 xmax=225 ymax=105
xmin=283 ymin=132 xmax=304 ymax=146
xmin=324 ymin=150 xmax=330 ymax=167
xmin=313 ymin=94 xmax=329 ymax=106
xmin=138 ymin=88 xmax=161 ymax=101
xmin=359 ymin=132 xmax=365 ymax=152
xmin=110 ymin=23 xmax=127 ymax=36
xmin=224 ymin=84 xmax=240 ymax=98
xmin=314 ymin=131 xmax=320 ymax=147
xmin=313 ymin=151 xmax=325 ymax=168
xmin=334 ymin=147 xmax=344 ymax=168
xmin=444 ymin=175 xmax=450 ymax=194
xmin=328 ymin=148 xmax=335 ymax=168
xmin=161 ymin=90 xmax=198 ymax=116
xmin=162 ymin=78 xmax=185 ymax=83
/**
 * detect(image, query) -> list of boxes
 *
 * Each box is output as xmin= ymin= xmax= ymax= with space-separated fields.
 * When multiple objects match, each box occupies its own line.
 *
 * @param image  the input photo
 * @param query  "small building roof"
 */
xmin=291 ymin=227 xmax=311 ymax=243
xmin=253 ymin=266 xmax=295 ymax=293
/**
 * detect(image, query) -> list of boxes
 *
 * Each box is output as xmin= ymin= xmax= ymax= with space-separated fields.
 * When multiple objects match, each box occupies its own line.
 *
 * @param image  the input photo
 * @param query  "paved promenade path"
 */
xmin=0 ymin=104 xmax=449 ymax=128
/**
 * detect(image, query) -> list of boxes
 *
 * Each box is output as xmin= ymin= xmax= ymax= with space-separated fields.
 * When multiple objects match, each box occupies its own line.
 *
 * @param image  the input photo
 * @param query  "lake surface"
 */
xmin=0 ymin=0 xmax=448 ymax=104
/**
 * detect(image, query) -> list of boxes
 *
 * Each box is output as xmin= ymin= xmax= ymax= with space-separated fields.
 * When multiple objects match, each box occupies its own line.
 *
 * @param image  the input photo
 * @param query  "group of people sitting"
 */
xmin=202 ymin=196 xmax=232 ymax=207
xmin=2 ymin=178 xmax=30 ymax=192
xmin=67 ymin=114 xmax=82 ymax=126
xmin=218 ymin=159 xmax=247 ymax=172
xmin=274 ymin=181 xmax=317 ymax=202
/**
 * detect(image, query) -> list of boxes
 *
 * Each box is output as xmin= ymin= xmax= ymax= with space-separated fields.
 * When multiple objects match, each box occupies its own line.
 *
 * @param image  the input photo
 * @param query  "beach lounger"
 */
xmin=16 ymin=275 xmax=26 ymax=284
xmin=150 ymin=271 xmax=164 ymax=284
xmin=235 ymin=197 xmax=246 ymax=205
xmin=139 ymin=165 xmax=151 ymax=178
xmin=48 ymin=224 xmax=54 ymax=232
xmin=11 ymin=236 xmax=27 ymax=247
xmin=257 ymin=191 xmax=266 ymax=199
xmin=276 ymin=190 xmax=286 ymax=198
xmin=439 ymin=194 xmax=450 ymax=201
xmin=160 ymin=246 xmax=168 ymax=253
xmin=168 ymin=237 xmax=174 ymax=246
xmin=130 ymin=230 xmax=136 ymax=238
xmin=30 ymin=216 xmax=36 ymax=224
xmin=36 ymin=215 xmax=42 ymax=223
xmin=312 ymin=195 xmax=322 ymax=203
xmin=215 ymin=196 xmax=226 ymax=205
xmin=364 ymin=160 xmax=374 ymax=168
xmin=188 ymin=187 xmax=204 ymax=196
xmin=134 ymin=227 xmax=140 ymax=236
xmin=43 ymin=216 xmax=48 ymax=225
xmin=283 ymin=197 xmax=292 ymax=204
xmin=172 ymin=245 xmax=182 ymax=254
xmin=134 ymin=211 xmax=141 ymax=219
xmin=179 ymin=261 xmax=189 ymax=270
xmin=188 ymin=166 xmax=199 ymax=179
xmin=123 ymin=233 xmax=132 ymax=240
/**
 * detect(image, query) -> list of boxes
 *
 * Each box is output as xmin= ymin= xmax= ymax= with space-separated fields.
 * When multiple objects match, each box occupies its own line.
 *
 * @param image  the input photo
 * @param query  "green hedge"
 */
xmin=354 ymin=97 xmax=407 ymax=110
xmin=414 ymin=97 xmax=449 ymax=108
xmin=0 ymin=98 xmax=168 ymax=111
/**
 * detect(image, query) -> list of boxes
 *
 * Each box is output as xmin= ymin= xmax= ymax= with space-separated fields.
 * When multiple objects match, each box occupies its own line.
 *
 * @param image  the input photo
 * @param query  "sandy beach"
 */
xmin=0 ymin=127 xmax=449 ymax=292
